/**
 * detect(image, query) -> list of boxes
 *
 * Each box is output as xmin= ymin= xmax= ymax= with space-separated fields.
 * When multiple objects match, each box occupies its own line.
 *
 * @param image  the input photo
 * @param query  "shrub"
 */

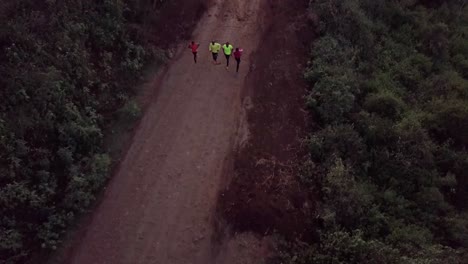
xmin=353 ymin=111 xmax=398 ymax=146
xmin=288 ymin=230 xmax=401 ymax=264
xmin=321 ymin=159 xmax=375 ymax=229
xmin=424 ymin=22 xmax=450 ymax=62
xmin=307 ymin=76 xmax=356 ymax=124
xmin=393 ymin=53 xmax=433 ymax=91
xmin=119 ymin=99 xmax=142 ymax=122
xmin=450 ymin=32 xmax=468 ymax=57
xmin=425 ymin=99 xmax=468 ymax=147
xmin=307 ymin=124 xmax=366 ymax=164
xmin=363 ymin=91 xmax=405 ymax=120
xmin=451 ymin=54 xmax=468 ymax=78
xmin=424 ymin=70 xmax=468 ymax=99
xmin=304 ymin=35 xmax=356 ymax=84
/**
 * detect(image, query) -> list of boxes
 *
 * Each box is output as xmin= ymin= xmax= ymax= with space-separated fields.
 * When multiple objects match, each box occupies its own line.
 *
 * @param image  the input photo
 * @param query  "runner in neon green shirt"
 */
xmin=209 ymin=41 xmax=222 ymax=64
xmin=222 ymin=42 xmax=234 ymax=69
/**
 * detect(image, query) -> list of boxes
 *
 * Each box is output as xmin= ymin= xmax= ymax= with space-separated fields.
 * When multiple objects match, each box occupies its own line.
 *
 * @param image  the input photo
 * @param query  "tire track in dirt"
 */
xmin=59 ymin=0 xmax=269 ymax=263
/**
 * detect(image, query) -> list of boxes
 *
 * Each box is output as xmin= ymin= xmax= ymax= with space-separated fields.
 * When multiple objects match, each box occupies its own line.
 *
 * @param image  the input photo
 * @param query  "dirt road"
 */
xmin=62 ymin=0 xmax=268 ymax=263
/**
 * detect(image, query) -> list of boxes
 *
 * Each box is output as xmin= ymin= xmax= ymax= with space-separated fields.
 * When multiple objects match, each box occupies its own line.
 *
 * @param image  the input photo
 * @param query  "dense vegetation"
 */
xmin=284 ymin=0 xmax=468 ymax=263
xmin=0 ymin=0 xmax=163 ymax=262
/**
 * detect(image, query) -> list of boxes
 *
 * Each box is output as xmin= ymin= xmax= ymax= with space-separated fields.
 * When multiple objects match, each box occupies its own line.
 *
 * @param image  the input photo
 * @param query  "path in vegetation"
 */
xmin=61 ymin=0 xmax=269 ymax=263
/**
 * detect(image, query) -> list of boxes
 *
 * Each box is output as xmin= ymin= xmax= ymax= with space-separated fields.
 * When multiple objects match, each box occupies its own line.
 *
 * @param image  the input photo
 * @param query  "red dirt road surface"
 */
xmin=59 ymin=0 xmax=271 ymax=263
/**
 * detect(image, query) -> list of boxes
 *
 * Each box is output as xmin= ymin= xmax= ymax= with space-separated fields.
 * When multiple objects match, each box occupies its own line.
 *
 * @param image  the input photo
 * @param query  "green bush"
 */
xmin=451 ymin=54 xmax=468 ymax=78
xmin=304 ymin=36 xmax=357 ymax=89
xmin=450 ymin=34 xmax=468 ymax=57
xmin=307 ymin=76 xmax=356 ymax=124
xmin=307 ymin=124 xmax=366 ymax=165
xmin=353 ymin=111 xmax=398 ymax=146
xmin=393 ymin=53 xmax=433 ymax=91
xmin=425 ymin=99 xmax=468 ymax=147
xmin=286 ymin=230 xmax=401 ymax=264
xmin=424 ymin=22 xmax=450 ymax=62
xmin=424 ymin=70 xmax=468 ymax=99
xmin=321 ymin=159 xmax=376 ymax=229
xmin=363 ymin=91 xmax=405 ymax=120
xmin=119 ymin=99 xmax=142 ymax=122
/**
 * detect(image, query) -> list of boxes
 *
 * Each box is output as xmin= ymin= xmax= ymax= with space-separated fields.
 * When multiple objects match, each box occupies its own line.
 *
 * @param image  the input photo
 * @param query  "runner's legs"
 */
xmin=236 ymin=58 xmax=241 ymax=72
xmin=225 ymin=54 xmax=230 ymax=67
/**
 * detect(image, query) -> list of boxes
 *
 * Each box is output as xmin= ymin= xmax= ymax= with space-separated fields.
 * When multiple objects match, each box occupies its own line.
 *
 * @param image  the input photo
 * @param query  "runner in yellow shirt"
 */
xmin=222 ymin=42 xmax=234 ymax=69
xmin=209 ymin=41 xmax=222 ymax=64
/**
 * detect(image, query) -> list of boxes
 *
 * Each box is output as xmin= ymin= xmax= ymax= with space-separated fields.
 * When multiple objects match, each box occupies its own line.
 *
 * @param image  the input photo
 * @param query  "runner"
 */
xmin=222 ymin=42 xmax=234 ymax=69
xmin=188 ymin=41 xmax=200 ymax=63
xmin=233 ymin=47 xmax=243 ymax=73
xmin=209 ymin=41 xmax=221 ymax=64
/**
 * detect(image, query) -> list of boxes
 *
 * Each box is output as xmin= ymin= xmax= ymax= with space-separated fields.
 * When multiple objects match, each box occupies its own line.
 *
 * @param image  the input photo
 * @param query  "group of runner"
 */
xmin=188 ymin=41 xmax=243 ymax=72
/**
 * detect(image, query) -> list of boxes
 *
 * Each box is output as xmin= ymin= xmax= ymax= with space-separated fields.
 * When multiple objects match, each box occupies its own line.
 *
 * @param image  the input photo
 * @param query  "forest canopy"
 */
xmin=283 ymin=0 xmax=468 ymax=263
xmin=0 ymin=0 xmax=162 ymax=262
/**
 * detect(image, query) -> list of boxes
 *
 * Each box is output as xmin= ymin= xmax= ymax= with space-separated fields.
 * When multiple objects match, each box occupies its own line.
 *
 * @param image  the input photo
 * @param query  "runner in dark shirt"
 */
xmin=233 ymin=48 xmax=243 ymax=73
xmin=188 ymin=41 xmax=200 ymax=63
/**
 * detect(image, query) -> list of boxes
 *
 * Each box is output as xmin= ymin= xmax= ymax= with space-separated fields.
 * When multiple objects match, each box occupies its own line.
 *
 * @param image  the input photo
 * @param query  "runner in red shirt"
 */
xmin=188 ymin=41 xmax=200 ymax=63
xmin=233 ymin=48 xmax=243 ymax=73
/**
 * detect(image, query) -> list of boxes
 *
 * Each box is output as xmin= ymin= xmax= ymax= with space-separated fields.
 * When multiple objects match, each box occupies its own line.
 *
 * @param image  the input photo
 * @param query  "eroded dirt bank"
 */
xmin=218 ymin=0 xmax=316 ymax=244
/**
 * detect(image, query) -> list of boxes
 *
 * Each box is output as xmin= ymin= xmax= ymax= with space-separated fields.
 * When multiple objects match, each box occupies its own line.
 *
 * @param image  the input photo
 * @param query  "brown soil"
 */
xmin=140 ymin=0 xmax=210 ymax=47
xmin=218 ymin=0 xmax=316 ymax=241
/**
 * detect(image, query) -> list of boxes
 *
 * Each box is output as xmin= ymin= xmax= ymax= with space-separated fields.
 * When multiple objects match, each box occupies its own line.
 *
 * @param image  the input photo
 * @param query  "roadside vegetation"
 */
xmin=282 ymin=0 xmax=468 ymax=263
xmin=0 ymin=0 xmax=165 ymax=262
